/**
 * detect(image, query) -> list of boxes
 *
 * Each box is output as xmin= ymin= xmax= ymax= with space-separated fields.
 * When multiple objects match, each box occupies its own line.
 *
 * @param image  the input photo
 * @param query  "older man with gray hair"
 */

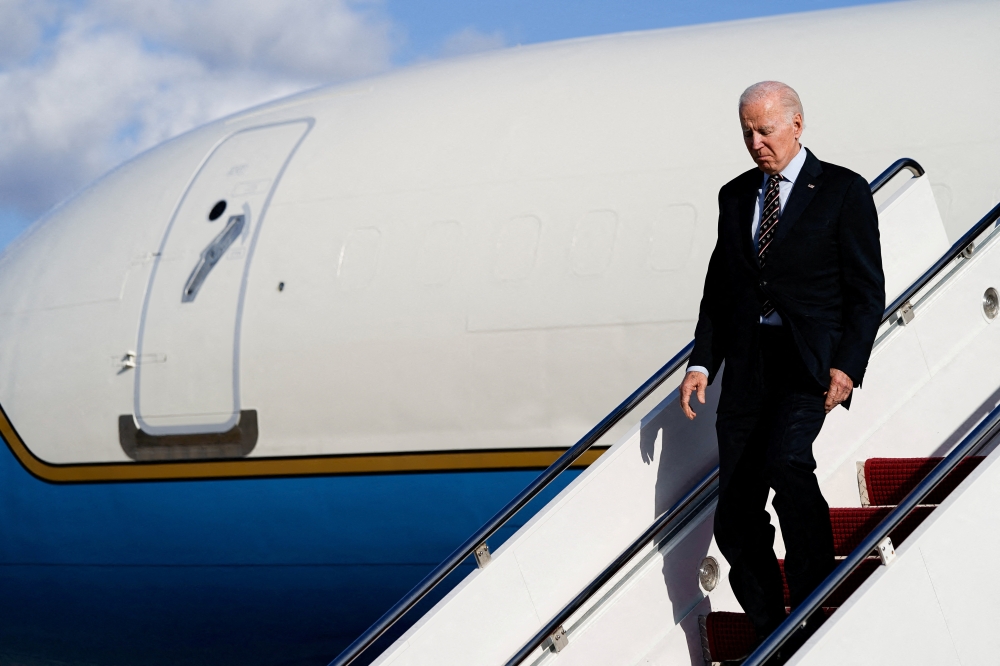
xmin=680 ymin=81 xmax=884 ymax=657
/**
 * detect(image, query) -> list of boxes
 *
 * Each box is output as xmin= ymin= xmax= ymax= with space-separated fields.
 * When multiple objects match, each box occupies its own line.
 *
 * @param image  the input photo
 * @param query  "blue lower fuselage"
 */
xmin=0 ymin=439 xmax=577 ymax=665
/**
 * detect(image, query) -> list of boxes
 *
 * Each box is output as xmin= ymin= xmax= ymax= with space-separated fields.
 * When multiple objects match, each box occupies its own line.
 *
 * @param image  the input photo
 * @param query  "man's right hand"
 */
xmin=680 ymin=370 xmax=708 ymax=420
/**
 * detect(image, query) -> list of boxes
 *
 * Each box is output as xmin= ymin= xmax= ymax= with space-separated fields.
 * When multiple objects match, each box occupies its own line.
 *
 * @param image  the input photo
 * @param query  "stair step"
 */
xmin=779 ymin=558 xmax=880 ymax=607
xmin=863 ymin=456 xmax=984 ymax=506
xmin=703 ymin=501 xmax=935 ymax=662
xmin=704 ymin=611 xmax=757 ymax=663
xmin=830 ymin=505 xmax=933 ymax=556
xmin=704 ymin=609 xmax=835 ymax=662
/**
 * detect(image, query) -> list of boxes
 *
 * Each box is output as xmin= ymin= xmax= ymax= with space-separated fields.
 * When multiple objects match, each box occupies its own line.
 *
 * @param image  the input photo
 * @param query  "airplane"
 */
xmin=0 ymin=1 xmax=997 ymax=664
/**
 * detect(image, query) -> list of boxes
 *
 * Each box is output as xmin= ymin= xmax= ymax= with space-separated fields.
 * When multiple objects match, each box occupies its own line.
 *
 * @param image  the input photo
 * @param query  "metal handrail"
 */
xmin=868 ymin=157 xmax=924 ymax=194
xmin=886 ymin=200 xmax=1000 ymax=319
xmin=327 ymin=340 xmax=695 ymax=666
xmin=329 ymin=157 xmax=926 ymax=666
xmin=743 ymin=400 xmax=1000 ymax=666
xmin=504 ymin=467 xmax=720 ymax=666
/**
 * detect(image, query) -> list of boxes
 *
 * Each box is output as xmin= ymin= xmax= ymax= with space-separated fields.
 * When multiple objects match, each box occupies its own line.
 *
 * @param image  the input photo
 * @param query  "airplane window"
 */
xmin=208 ymin=200 xmax=227 ymax=221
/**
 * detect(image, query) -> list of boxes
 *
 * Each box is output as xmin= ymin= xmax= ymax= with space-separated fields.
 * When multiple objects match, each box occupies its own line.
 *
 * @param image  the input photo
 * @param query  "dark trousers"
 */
xmin=714 ymin=325 xmax=836 ymax=637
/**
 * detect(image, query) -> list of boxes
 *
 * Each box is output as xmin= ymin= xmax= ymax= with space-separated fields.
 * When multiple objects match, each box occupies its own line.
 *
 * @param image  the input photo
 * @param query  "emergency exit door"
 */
xmin=134 ymin=119 xmax=312 ymax=435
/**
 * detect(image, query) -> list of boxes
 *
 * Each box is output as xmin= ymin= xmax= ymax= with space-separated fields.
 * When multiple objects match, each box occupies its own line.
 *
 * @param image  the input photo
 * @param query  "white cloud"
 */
xmin=440 ymin=26 xmax=506 ymax=58
xmin=0 ymin=0 xmax=57 ymax=66
xmin=95 ymin=0 xmax=393 ymax=80
xmin=0 ymin=0 xmax=395 ymax=223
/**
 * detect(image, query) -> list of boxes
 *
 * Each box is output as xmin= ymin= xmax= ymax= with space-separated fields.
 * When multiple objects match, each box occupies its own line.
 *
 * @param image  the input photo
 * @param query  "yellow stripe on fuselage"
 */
xmin=0 ymin=404 xmax=605 ymax=484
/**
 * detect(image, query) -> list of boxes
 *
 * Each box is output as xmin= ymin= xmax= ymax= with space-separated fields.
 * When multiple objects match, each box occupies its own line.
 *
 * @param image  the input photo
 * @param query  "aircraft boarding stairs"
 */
xmin=704 ymin=454 xmax=986 ymax=662
xmin=331 ymin=160 xmax=1000 ymax=666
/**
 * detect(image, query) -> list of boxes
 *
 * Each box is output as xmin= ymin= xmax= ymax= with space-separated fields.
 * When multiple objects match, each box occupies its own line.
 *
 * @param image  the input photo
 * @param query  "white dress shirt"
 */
xmin=688 ymin=146 xmax=807 ymax=378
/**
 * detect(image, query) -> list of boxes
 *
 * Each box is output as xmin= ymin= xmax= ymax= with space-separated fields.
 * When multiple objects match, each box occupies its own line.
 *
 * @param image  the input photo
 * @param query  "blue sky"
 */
xmin=386 ymin=1 xmax=895 ymax=62
xmin=0 ymin=0 xmax=896 ymax=250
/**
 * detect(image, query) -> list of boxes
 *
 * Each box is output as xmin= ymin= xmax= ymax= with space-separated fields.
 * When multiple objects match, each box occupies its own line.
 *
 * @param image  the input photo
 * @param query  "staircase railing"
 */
xmin=327 ymin=339 xmax=693 ymax=666
xmin=887 ymin=199 xmax=1000 ymax=321
xmin=743 ymin=400 xmax=1000 ymax=666
xmin=505 ymin=191 xmax=1000 ymax=665
xmin=868 ymin=157 xmax=923 ymax=194
xmin=504 ymin=467 xmax=720 ymax=666
xmin=328 ymin=157 xmax=927 ymax=666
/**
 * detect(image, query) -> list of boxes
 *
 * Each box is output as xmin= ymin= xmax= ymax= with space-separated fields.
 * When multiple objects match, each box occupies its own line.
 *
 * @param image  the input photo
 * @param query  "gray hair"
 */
xmin=739 ymin=81 xmax=804 ymax=124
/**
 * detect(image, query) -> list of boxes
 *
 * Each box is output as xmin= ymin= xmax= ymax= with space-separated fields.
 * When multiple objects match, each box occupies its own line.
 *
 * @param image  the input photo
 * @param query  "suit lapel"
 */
xmin=740 ymin=174 xmax=762 ymax=269
xmin=769 ymin=148 xmax=823 ymax=254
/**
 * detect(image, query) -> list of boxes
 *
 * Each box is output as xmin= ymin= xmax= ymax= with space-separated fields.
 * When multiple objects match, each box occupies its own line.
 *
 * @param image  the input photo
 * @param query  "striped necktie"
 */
xmin=758 ymin=173 xmax=782 ymax=317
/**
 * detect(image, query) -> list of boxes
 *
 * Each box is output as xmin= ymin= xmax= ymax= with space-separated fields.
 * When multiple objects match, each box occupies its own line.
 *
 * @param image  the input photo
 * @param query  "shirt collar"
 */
xmin=766 ymin=145 xmax=806 ymax=186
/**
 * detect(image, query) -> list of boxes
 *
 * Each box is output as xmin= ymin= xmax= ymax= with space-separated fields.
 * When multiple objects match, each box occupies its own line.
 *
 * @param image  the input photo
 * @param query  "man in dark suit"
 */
xmin=679 ymin=81 xmax=885 ymax=649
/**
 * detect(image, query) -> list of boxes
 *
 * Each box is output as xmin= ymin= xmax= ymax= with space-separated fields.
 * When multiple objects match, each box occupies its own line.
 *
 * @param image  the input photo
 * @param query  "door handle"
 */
xmin=181 ymin=213 xmax=246 ymax=302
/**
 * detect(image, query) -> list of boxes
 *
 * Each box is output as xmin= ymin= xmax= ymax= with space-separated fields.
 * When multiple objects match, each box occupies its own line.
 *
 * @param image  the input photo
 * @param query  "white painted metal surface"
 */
xmin=370 ymin=174 xmax=1000 ymax=665
xmin=876 ymin=175 xmax=950 ymax=304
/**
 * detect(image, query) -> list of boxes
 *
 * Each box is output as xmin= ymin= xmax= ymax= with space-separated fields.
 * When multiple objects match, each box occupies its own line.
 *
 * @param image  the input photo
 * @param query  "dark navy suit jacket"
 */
xmin=689 ymin=148 xmax=885 ymax=412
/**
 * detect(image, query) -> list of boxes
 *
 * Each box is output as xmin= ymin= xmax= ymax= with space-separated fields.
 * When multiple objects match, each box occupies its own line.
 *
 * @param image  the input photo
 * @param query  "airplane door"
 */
xmin=134 ymin=119 xmax=312 ymax=435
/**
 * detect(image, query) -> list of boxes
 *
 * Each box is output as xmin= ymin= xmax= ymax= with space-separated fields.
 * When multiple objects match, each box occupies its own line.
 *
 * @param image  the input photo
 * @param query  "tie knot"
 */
xmin=767 ymin=174 xmax=783 ymax=190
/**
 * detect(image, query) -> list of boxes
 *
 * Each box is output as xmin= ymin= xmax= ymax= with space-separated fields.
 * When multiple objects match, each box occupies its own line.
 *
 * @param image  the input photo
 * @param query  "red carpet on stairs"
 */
xmin=705 ymin=608 xmax=837 ymax=663
xmin=779 ymin=558 xmax=881 ymax=608
xmin=705 ymin=612 xmax=757 ymax=663
xmin=704 ymin=454 xmax=980 ymax=663
xmin=864 ymin=456 xmax=984 ymax=506
xmin=829 ymin=505 xmax=933 ymax=554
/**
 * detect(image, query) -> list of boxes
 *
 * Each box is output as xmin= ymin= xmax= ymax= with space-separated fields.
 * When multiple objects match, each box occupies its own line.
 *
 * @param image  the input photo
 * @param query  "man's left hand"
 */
xmin=824 ymin=368 xmax=853 ymax=413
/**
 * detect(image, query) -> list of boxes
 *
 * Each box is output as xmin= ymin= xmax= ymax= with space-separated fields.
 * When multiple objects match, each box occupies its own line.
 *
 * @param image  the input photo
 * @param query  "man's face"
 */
xmin=739 ymin=96 xmax=803 ymax=175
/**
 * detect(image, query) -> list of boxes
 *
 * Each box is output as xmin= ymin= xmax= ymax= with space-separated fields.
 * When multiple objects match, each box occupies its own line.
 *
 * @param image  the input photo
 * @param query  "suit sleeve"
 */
xmin=689 ymin=194 xmax=731 ymax=384
xmin=831 ymin=174 xmax=885 ymax=387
